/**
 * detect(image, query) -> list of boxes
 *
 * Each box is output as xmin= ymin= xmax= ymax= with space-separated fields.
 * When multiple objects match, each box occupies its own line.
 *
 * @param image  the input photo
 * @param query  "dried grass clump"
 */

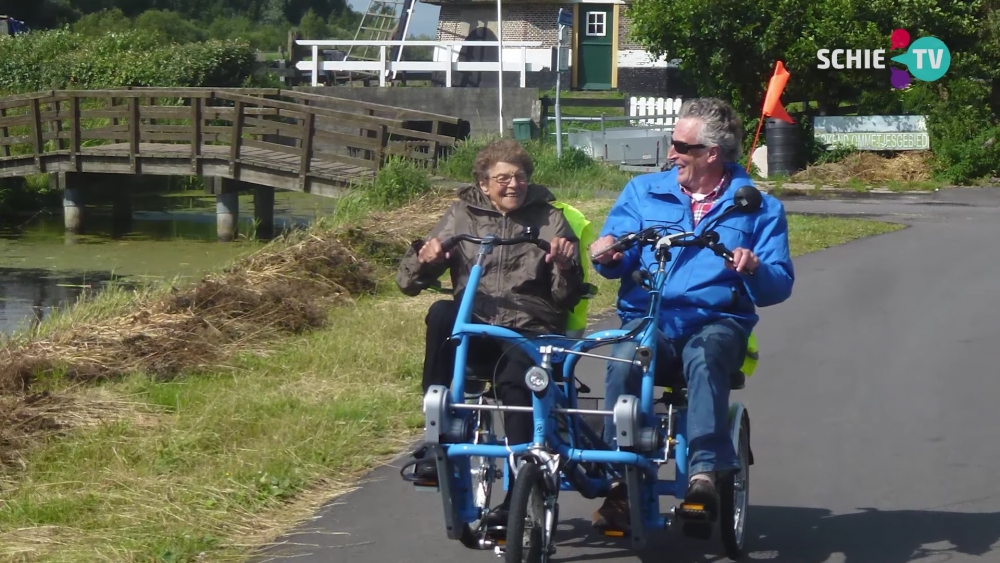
xmin=368 ymin=190 xmax=457 ymax=244
xmin=0 ymin=393 xmax=63 ymax=467
xmin=791 ymin=151 xmax=934 ymax=184
xmin=0 ymin=390 xmax=139 ymax=468
xmin=336 ymin=190 xmax=459 ymax=271
xmin=0 ymin=191 xmax=458 ymax=465
xmin=0 ymin=233 xmax=378 ymax=397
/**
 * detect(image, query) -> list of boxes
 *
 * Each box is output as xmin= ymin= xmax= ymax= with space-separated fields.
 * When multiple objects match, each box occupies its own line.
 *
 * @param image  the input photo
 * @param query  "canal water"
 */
xmin=0 ymin=188 xmax=341 ymax=336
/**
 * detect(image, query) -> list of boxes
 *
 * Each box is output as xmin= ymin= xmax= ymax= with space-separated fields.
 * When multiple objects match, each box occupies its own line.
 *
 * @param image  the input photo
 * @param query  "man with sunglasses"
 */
xmin=588 ymin=97 xmax=795 ymax=534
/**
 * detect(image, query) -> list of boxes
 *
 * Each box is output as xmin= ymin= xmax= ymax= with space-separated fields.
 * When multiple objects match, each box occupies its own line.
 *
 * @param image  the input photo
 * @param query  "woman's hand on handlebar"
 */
xmin=547 ymin=236 xmax=578 ymax=270
xmin=418 ymin=237 xmax=450 ymax=264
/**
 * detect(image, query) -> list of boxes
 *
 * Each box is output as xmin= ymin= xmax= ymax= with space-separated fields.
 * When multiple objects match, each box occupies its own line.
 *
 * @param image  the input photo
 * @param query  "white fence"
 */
xmin=295 ymin=40 xmax=545 ymax=87
xmin=629 ymin=96 xmax=683 ymax=126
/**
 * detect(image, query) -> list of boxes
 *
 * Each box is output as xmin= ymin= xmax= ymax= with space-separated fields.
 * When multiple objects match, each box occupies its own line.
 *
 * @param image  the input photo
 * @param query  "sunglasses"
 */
xmin=671 ymin=140 xmax=708 ymax=154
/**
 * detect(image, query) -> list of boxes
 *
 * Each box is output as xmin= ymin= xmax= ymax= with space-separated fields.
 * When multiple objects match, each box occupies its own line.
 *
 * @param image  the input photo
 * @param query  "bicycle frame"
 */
xmin=419 ymin=185 xmax=764 ymax=553
xmin=424 ymin=230 xmax=709 ymax=534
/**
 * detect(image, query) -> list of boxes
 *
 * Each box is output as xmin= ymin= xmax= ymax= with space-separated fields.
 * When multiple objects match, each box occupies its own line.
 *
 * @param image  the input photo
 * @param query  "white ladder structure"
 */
xmin=343 ymin=0 xmax=418 ymax=83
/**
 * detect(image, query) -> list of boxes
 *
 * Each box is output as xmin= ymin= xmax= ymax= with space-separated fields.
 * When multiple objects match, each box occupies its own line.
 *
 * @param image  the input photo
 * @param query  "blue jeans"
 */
xmin=602 ymin=317 xmax=747 ymax=477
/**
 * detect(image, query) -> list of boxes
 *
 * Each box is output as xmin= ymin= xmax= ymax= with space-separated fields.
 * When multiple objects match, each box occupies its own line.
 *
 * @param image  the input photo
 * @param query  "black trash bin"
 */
xmin=765 ymin=117 xmax=803 ymax=177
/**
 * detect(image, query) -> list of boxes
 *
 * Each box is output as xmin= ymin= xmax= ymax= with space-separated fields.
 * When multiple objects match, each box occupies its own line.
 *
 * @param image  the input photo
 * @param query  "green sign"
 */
xmin=813 ymin=115 xmax=929 ymax=151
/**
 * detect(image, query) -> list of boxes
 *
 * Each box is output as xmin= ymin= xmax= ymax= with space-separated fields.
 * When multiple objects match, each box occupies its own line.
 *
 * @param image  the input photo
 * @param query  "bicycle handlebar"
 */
xmin=591 ymin=228 xmax=724 ymax=257
xmin=589 ymin=182 xmax=767 ymax=274
xmin=439 ymin=228 xmax=552 ymax=254
xmin=588 ymin=228 xmax=656 ymax=262
xmin=409 ymin=227 xmax=554 ymax=293
xmin=410 ymin=227 xmax=552 ymax=257
xmin=591 ymin=227 xmax=755 ymax=276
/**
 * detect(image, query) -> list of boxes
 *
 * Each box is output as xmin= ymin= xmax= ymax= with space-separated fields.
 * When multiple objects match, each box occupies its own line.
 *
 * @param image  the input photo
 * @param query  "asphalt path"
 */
xmin=254 ymin=187 xmax=1000 ymax=563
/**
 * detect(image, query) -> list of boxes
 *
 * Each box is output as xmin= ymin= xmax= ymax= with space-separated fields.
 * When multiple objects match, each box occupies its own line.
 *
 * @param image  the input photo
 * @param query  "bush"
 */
xmin=366 ymin=157 xmax=433 ymax=208
xmin=0 ymin=28 xmax=257 ymax=93
xmin=903 ymin=79 xmax=1000 ymax=185
xmin=207 ymin=16 xmax=290 ymax=52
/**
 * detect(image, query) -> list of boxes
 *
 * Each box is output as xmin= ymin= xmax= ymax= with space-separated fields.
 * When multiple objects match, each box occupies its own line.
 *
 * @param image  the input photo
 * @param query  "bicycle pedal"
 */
xmin=412 ymin=479 xmax=439 ymax=491
xmin=677 ymin=502 xmax=712 ymax=522
xmin=483 ymin=523 xmax=507 ymax=540
xmin=488 ymin=536 xmax=506 ymax=553
xmin=600 ymin=528 xmax=627 ymax=538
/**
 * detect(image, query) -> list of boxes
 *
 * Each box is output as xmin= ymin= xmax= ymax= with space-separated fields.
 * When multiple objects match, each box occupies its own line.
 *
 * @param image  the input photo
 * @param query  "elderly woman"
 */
xmin=397 ymin=138 xmax=586 ymax=529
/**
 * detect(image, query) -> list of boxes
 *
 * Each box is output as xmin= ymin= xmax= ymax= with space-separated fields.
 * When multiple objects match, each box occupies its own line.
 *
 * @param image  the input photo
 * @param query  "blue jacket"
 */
xmin=595 ymin=162 xmax=795 ymax=340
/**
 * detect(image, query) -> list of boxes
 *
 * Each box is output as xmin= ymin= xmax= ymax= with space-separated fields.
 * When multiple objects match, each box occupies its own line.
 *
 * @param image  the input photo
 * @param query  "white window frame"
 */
xmin=585 ymin=11 xmax=606 ymax=37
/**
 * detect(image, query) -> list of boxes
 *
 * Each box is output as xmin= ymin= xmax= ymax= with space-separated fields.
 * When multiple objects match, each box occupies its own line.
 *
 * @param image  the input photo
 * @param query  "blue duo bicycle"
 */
xmin=401 ymin=185 xmax=764 ymax=562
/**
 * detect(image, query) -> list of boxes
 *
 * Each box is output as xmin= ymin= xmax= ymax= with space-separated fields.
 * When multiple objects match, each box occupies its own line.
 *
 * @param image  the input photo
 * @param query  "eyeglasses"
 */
xmin=491 ymin=172 xmax=528 ymax=185
xmin=671 ymin=140 xmax=708 ymax=154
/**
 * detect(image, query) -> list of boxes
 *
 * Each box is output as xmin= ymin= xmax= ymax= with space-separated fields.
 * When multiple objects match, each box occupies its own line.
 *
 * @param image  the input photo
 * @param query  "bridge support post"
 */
xmin=253 ymin=186 xmax=275 ymax=240
xmin=215 ymin=178 xmax=240 ymax=242
xmin=52 ymin=172 xmax=84 ymax=234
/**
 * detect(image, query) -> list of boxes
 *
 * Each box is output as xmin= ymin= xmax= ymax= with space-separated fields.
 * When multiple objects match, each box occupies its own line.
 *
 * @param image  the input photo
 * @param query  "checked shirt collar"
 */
xmin=681 ymin=171 xmax=730 ymax=227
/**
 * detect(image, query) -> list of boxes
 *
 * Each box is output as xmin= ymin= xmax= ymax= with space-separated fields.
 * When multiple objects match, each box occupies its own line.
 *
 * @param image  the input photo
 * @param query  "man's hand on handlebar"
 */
xmin=590 ymin=235 xmax=623 ymax=265
xmin=725 ymin=247 xmax=759 ymax=274
xmin=547 ymin=236 xmax=578 ymax=270
xmin=418 ymin=237 xmax=450 ymax=264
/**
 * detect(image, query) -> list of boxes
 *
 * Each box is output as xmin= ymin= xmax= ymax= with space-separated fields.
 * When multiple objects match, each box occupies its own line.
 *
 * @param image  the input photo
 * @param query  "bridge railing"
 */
xmin=264 ymin=89 xmax=463 ymax=168
xmin=294 ymin=40 xmax=547 ymax=87
xmin=0 ymin=87 xmax=462 ymax=188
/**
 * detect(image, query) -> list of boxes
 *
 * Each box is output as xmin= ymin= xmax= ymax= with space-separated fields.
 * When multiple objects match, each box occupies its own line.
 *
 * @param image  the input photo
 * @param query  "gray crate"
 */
xmin=567 ymin=127 xmax=672 ymax=166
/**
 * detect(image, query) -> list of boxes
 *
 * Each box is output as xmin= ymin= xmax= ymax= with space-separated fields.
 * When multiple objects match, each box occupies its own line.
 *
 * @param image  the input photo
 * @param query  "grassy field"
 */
xmin=0 ymin=156 xmax=906 ymax=562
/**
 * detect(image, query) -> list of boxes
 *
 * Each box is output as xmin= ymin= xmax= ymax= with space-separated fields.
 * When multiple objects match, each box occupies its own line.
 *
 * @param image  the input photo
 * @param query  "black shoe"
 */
xmin=414 ymin=460 xmax=438 ymax=486
xmin=682 ymin=473 xmax=719 ymax=521
xmin=484 ymin=504 xmax=509 ymax=541
xmin=400 ymin=443 xmax=437 ymax=485
xmin=592 ymin=482 xmax=631 ymax=533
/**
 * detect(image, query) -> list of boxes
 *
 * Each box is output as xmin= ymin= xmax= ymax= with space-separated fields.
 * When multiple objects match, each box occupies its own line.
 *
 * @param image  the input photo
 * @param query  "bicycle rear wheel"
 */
xmin=719 ymin=410 xmax=750 ymax=559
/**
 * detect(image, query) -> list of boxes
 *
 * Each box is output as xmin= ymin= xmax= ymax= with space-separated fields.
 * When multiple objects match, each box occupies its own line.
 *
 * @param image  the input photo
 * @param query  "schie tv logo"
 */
xmin=816 ymin=28 xmax=951 ymax=89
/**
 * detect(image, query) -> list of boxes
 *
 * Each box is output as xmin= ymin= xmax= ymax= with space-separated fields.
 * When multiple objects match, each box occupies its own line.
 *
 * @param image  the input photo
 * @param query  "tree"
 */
xmin=0 ymin=0 xmax=78 ymax=28
xmin=624 ymin=0 xmax=990 ymax=119
xmin=298 ymin=8 xmax=327 ymax=38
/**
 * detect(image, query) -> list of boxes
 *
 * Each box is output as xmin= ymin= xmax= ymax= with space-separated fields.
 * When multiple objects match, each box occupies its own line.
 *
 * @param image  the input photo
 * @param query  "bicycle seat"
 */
xmin=656 ymin=369 xmax=745 ymax=408
xmin=654 ymin=366 xmax=746 ymax=391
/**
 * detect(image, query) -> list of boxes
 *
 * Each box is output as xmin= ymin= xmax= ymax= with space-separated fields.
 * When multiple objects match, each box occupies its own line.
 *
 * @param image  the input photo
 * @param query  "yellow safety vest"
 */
xmin=741 ymin=331 xmax=759 ymax=377
xmin=552 ymin=201 xmax=596 ymax=336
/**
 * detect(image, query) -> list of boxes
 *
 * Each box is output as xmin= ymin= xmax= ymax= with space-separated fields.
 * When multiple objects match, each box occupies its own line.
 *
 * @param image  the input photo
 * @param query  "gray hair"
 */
xmin=678 ymin=98 xmax=743 ymax=162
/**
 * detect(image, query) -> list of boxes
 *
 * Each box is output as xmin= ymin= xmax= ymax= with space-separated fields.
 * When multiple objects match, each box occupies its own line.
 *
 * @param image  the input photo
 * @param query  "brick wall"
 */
xmin=436 ymin=5 xmax=469 ymax=42
xmin=433 ymin=1 xmax=675 ymax=96
xmin=617 ymin=10 xmax=643 ymax=50
xmin=437 ymin=4 xmax=570 ymax=46
xmin=437 ymin=3 xmax=653 ymax=51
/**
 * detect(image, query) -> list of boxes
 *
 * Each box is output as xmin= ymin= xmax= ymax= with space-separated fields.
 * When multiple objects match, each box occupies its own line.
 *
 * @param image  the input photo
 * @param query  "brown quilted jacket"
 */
xmin=396 ymin=183 xmax=586 ymax=335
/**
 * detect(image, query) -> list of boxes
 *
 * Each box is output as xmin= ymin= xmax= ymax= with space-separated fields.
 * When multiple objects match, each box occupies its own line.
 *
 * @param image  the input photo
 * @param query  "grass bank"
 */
xmin=0 ymin=153 xmax=905 ymax=561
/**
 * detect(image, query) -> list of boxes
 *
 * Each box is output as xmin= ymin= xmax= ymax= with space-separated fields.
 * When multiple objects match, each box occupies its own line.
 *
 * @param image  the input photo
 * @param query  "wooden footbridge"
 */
xmin=0 ymin=87 xmax=463 ymax=194
xmin=0 ymin=87 xmax=465 ymax=239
